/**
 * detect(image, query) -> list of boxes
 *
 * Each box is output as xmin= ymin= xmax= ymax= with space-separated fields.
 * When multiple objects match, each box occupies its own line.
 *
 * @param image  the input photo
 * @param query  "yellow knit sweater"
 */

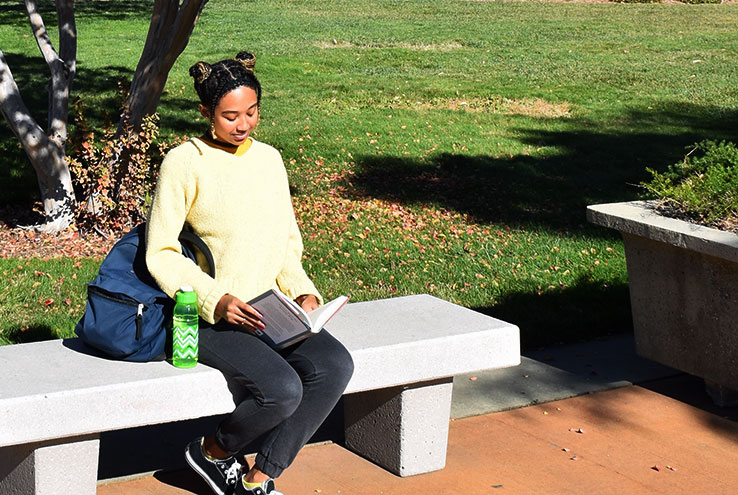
xmin=145 ymin=137 xmax=321 ymax=324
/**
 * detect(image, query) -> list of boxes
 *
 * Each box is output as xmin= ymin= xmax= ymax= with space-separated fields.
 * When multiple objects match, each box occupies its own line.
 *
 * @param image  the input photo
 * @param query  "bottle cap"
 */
xmin=176 ymin=287 xmax=197 ymax=304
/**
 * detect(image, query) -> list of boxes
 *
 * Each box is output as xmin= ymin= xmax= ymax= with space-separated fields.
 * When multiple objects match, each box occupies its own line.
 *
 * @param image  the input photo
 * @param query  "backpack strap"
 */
xmin=178 ymin=228 xmax=216 ymax=278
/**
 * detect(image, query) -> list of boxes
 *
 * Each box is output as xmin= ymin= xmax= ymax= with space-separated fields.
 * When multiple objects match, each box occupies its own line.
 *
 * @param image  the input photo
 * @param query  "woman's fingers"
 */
xmin=236 ymin=303 xmax=264 ymax=331
xmin=214 ymin=294 xmax=265 ymax=331
xmin=237 ymin=314 xmax=262 ymax=331
xmin=297 ymin=294 xmax=319 ymax=312
xmin=240 ymin=303 xmax=263 ymax=320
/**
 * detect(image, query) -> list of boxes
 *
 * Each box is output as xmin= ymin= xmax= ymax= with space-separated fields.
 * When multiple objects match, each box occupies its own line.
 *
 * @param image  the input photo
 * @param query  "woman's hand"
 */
xmin=215 ymin=294 xmax=265 ymax=332
xmin=295 ymin=294 xmax=320 ymax=312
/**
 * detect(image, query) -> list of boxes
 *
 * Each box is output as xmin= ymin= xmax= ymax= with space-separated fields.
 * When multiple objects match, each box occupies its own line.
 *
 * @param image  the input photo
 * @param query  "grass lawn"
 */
xmin=1 ymin=0 xmax=737 ymax=348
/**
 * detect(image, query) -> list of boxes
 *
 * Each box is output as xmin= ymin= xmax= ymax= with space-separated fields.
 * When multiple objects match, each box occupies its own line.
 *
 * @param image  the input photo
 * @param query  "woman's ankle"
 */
xmin=243 ymin=466 xmax=271 ymax=484
xmin=202 ymin=435 xmax=230 ymax=460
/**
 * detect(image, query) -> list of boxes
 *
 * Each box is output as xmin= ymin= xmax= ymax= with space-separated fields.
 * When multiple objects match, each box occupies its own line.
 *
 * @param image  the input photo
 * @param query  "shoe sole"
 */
xmin=185 ymin=447 xmax=227 ymax=495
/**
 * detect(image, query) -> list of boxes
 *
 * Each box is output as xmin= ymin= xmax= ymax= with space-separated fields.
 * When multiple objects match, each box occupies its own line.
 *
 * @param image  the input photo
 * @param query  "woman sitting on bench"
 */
xmin=145 ymin=51 xmax=354 ymax=495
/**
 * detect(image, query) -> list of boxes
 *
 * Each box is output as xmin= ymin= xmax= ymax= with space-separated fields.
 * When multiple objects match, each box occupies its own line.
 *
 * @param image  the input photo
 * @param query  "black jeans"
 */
xmin=198 ymin=321 xmax=354 ymax=478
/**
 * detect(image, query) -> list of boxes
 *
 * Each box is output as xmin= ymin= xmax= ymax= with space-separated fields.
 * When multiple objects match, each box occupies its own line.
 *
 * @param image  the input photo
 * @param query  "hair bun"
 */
xmin=189 ymin=61 xmax=212 ymax=84
xmin=235 ymin=51 xmax=256 ymax=72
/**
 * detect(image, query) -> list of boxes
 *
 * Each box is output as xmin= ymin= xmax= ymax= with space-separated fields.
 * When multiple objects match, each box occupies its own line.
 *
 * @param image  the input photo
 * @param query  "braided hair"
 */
xmin=189 ymin=51 xmax=262 ymax=122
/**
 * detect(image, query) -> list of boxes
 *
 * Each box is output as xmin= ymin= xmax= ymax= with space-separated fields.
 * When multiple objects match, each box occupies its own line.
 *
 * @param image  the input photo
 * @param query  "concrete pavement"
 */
xmin=97 ymin=333 xmax=738 ymax=494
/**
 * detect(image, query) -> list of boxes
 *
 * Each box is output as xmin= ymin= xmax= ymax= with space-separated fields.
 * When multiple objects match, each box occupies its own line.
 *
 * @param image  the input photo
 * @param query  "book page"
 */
xmin=272 ymin=288 xmax=311 ymax=328
xmin=249 ymin=290 xmax=311 ymax=345
xmin=308 ymin=295 xmax=350 ymax=331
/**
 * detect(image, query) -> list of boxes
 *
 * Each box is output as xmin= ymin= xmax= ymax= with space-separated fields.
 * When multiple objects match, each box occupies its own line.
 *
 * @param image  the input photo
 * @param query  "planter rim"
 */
xmin=587 ymin=200 xmax=738 ymax=263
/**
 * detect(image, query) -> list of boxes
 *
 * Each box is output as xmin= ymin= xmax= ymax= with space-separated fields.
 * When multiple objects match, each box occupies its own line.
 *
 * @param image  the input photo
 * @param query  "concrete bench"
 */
xmin=0 ymin=294 xmax=520 ymax=494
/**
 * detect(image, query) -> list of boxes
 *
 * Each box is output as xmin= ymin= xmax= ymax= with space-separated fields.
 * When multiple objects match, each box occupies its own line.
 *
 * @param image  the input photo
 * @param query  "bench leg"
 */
xmin=0 ymin=434 xmax=99 ymax=495
xmin=343 ymin=377 xmax=453 ymax=477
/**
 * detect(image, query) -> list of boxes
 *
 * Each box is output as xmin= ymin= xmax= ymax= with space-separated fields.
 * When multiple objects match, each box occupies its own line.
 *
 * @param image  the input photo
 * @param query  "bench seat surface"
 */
xmin=0 ymin=294 xmax=519 ymax=447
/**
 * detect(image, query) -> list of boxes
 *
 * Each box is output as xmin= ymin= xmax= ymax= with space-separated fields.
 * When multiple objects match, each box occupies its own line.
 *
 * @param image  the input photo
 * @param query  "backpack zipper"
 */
xmin=135 ymin=304 xmax=144 ymax=340
xmin=87 ymin=285 xmax=148 ymax=340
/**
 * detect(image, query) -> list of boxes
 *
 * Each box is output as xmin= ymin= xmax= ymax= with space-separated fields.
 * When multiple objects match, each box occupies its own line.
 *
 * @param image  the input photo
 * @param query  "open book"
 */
xmin=247 ymin=288 xmax=349 ymax=349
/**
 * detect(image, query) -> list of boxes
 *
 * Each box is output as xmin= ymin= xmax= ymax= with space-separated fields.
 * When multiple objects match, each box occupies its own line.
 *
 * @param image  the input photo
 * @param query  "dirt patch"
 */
xmin=391 ymin=96 xmax=573 ymax=118
xmin=0 ymin=205 xmax=114 ymax=259
xmin=0 ymin=227 xmax=113 ymax=259
xmin=317 ymin=40 xmax=464 ymax=51
xmin=501 ymin=98 xmax=572 ymax=118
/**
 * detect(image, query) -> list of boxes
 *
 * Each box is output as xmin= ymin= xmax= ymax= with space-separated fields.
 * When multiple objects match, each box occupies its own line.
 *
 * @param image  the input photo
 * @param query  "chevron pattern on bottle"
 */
xmin=173 ymin=326 xmax=199 ymax=359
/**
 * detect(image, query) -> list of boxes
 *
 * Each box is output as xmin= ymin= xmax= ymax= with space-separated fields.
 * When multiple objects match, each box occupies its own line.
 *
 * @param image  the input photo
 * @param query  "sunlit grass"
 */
xmin=1 ymin=0 xmax=737 ymax=346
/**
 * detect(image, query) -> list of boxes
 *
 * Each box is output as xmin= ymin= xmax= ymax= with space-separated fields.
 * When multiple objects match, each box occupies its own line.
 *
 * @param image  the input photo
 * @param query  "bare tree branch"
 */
xmin=0 ymin=50 xmax=51 ymax=170
xmin=0 ymin=4 xmax=77 ymax=232
xmin=24 ymin=0 xmax=76 ymax=148
xmin=50 ymin=0 xmax=77 ymax=145
xmin=25 ymin=0 xmax=58 ymax=67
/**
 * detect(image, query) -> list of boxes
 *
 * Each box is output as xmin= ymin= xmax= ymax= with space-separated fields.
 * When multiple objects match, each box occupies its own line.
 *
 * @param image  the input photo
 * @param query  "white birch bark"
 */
xmin=0 ymin=0 xmax=77 ymax=233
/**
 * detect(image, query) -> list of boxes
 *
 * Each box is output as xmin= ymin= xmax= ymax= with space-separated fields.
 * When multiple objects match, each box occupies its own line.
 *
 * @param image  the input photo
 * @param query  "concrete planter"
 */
xmin=587 ymin=201 xmax=738 ymax=406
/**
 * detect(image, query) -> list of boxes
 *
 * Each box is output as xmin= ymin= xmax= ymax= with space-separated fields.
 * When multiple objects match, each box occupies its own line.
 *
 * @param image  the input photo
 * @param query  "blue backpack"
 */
xmin=74 ymin=224 xmax=214 ymax=362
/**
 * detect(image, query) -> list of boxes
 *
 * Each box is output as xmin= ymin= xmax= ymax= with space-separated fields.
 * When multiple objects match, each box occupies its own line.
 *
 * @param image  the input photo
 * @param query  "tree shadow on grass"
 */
xmin=347 ymin=101 xmax=737 ymax=347
xmin=349 ymin=101 xmax=738 ymax=234
xmin=474 ymin=276 xmax=633 ymax=350
xmin=3 ymin=325 xmax=60 ymax=344
xmin=345 ymin=102 xmax=738 ymax=243
xmin=0 ymin=0 xmax=157 ymax=28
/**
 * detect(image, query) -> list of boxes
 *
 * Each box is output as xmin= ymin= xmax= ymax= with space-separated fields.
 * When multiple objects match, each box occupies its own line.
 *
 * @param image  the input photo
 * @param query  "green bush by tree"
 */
xmin=642 ymin=140 xmax=738 ymax=230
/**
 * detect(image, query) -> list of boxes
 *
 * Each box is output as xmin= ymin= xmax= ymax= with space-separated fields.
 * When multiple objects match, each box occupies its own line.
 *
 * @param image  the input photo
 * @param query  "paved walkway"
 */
xmin=98 ymin=335 xmax=738 ymax=495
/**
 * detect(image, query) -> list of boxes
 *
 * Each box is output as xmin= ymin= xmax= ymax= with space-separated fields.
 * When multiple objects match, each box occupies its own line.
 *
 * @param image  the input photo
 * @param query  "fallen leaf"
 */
xmin=562 ymin=448 xmax=570 ymax=452
xmin=666 ymin=465 xmax=677 ymax=471
xmin=469 ymin=376 xmax=478 ymax=381
xmin=569 ymin=428 xmax=584 ymax=434
xmin=652 ymin=465 xmax=661 ymax=472
xmin=570 ymin=455 xmax=578 ymax=461
xmin=43 ymin=299 xmax=54 ymax=306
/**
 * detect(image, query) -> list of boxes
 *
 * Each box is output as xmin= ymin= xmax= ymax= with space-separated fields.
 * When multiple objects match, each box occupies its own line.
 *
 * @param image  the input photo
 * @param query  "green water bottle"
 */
xmin=172 ymin=286 xmax=198 ymax=368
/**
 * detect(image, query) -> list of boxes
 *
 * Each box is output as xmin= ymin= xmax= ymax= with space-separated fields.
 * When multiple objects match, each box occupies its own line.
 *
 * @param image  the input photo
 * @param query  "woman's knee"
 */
xmin=260 ymin=369 xmax=303 ymax=419
xmin=318 ymin=342 xmax=354 ymax=390
xmin=335 ymin=346 xmax=355 ymax=383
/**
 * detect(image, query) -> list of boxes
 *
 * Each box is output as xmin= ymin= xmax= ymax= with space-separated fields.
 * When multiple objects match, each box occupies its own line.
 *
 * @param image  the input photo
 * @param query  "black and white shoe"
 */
xmin=185 ymin=437 xmax=244 ymax=495
xmin=234 ymin=478 xmax=284 ymax=495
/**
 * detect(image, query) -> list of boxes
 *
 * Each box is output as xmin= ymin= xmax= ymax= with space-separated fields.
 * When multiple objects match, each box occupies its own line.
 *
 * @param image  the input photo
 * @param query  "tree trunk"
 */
xmin=0 ymin=54 xmax=74 ymax=231
xmin=118 ymin=0 xmax=208 ymax=134
xmin=106 ymin=0 xmax=208 ymax=205
xmin=0 ymin=0 xmax=77 ymax=233
xmin=48 ymin=0 xmax=77 ymax=149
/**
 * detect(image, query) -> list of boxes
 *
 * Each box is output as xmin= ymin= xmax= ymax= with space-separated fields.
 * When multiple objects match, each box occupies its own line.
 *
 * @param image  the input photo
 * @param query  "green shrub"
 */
xmin=67 ymin=101 xmax=183 ymax=235
xmin=642 ymin=140 xmax=738 ymax=229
